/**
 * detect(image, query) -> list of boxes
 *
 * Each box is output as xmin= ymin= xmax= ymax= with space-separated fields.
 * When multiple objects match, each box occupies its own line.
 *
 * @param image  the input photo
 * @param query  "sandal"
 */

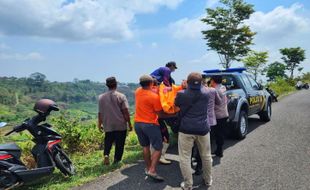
xmin=146 ymin=172 xmax=164 ymax=182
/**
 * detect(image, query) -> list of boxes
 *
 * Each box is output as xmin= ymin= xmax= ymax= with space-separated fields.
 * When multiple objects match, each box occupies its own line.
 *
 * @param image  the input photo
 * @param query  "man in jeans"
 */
xmin=210 ymin=75 xmax=229 ymax=157
xmin=98 ymin=77 xmax=132 ymax=165
xmin=134 ymin=75 xmax=167 ymax=182
xmin=175 ymin=72 xmax=212 ymax=190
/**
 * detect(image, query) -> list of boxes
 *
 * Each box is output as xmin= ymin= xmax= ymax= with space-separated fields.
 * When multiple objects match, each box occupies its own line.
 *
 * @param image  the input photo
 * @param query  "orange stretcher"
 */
xmin=158 ymin=83 xmax=183 ymax=114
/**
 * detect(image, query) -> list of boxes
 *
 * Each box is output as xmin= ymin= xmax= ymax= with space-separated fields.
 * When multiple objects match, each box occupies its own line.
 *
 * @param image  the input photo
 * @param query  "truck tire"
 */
xmin=233 ymin=110 xmax=248 ymax=139
xmin=259 ymin=101 xmax=271 ymax=122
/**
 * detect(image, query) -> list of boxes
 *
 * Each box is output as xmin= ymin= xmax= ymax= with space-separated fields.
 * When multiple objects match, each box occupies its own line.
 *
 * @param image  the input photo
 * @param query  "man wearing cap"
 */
xmin=175 ymin=72 xmax=212 ymax=190
xmin=192 ymin=78 xmax=224 ymax=175
xmin=98 ymin=77 xmax=132 ymax=165
xmin=134 ymin=74 xmax=169 ymax=182
xmin=150 ymin=61 xmax=177 ymax=87
xmin=149 ymin=61 xmax=178 ymax=165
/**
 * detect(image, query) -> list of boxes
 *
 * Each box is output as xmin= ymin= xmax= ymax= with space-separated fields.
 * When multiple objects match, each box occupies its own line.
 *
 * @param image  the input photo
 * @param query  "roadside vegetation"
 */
xmin=0 ymin=75 xmax=142 ymax=189
xmin=0 ymin=75 xmax=177 ymax=189
xmin=1 ymin=0 xmax=308 ymax=189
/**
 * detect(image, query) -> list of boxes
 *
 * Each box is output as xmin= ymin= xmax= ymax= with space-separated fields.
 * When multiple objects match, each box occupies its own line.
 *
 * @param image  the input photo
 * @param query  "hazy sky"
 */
xmin=0 ymin=0 xmax=310 ymax=83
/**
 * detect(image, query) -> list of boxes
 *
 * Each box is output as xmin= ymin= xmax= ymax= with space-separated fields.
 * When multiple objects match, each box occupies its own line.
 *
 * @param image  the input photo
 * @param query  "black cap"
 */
xmin=166 ymin=61 xmax=177 ymax=69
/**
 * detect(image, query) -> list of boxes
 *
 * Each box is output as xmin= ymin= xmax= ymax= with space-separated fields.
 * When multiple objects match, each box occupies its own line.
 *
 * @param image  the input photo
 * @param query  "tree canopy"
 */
xmin=243 ymin=51 xmax=268 ymax=80
xmin=266 ymin=61 xmax=287 ymax=81
xmin=201 ymin=0 xmax=256 ymax=69
xmin=280 ymin=47 xmax=306 ymax=79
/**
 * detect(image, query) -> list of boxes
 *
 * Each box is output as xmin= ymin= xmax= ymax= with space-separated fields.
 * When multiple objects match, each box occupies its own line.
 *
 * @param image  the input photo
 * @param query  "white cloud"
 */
xmin=206 ymin=0 xmax=219 ymax=8
xmin=124 ymin=0 xmax=184 ymax=13
xmin=170 ymin=16 xmax=208 ymax=39
xmin=246 ymin=3 xmax=310 ymax=72
xmin=0 ymin=52 xmax=44 ymax=61
xmin=173 ymin=3 xmax=310 ymax=72
xmin=169 ymin=0 xmax=220 ymax=40
xmin=0 ymin=0 xmax=184 ymax=42
xmin=247 ymin=3 xmax=310 ymax=44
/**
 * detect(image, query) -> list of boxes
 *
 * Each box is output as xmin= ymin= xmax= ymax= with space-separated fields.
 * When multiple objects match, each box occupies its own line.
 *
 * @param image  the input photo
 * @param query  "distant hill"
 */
xmin=0 ymin=73 xmax=139 ymax=123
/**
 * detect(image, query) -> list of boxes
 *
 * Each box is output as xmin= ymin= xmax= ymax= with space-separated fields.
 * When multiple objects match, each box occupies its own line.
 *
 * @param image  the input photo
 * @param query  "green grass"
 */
xmin=15 ymin=132 xmax=142 ymax=190
xmin=12 ymin=128 xmax=178 ymax=190
xmin=268 ymin=78 xmax=296 ymax=98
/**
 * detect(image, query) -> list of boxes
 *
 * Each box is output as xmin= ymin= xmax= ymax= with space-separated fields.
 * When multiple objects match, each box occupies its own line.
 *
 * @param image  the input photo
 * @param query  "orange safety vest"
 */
xmin=159 ymin=83 xmax=183 ymax=114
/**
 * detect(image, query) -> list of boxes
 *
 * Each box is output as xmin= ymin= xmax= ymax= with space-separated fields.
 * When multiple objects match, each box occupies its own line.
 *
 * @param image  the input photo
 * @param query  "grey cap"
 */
xmin=139 ymin=75 xmax=154 ymax=83
xmin=187 ymin=72 xmax=202 ymax=90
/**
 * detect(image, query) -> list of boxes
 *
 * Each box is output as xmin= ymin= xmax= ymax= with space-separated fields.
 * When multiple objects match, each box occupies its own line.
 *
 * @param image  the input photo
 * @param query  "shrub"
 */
xmin=268 ymin=77 xmax=295 ymax=96
xmin=51 ymin=112 xmax=103 ymax=153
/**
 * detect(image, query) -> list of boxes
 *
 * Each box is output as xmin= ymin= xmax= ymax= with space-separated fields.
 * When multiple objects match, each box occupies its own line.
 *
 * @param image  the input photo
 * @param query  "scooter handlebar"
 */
xmin=4 ymin=123 xmax=26 ymax=136
xmin=5 ymin=129 xmax=15 ymax=136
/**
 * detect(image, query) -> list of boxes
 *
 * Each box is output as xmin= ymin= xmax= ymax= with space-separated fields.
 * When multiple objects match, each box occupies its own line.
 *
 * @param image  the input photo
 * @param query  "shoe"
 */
xmin=146 ymin=172 xmax=164 ymax=182
xmin=159 ymin=142 xmax=172 ymax=165
xmin=103 ymin=155 xmax=110 ymax=165
xmin=113 ymin=160 xmax=121 ymax=164
xmin=212 ymin=149 xmax=223 ymax=158
xmin=159 ymin=157 xmax=172 ymax=165
xmin=180 ymin=182 xmax=192 ymax=190
xmin=205 ymin=179 xmax=213 ymax=187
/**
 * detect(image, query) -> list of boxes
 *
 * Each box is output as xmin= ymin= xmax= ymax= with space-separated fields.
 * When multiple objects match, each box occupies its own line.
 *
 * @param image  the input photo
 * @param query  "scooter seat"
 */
xmin=0 ymin=143 xmax=21 ymax=151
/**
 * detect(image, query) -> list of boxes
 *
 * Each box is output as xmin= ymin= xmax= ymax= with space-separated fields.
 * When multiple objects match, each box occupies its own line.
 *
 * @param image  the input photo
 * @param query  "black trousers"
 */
xmin=104 ymin=130 xmax=127 ymax=162
xmin=158 ymin=118 xmax=170 ymax=142
xmin=211 ymin=118 xmax=228 ymax=150
xmin=194 ymin=118 xmax=227 ymax=172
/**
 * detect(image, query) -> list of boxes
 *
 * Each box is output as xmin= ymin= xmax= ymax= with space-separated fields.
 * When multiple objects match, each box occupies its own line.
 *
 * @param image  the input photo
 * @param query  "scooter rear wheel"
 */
xmin=53 ymin=149 xmax=75 ymax=176
xmin=0 ymin=170 xmax=19 ymax=189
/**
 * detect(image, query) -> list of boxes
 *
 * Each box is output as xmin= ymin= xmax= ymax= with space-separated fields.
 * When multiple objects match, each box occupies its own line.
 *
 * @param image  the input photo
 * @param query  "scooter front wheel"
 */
xmin=53 ymin=148 xmax=75 ymax=176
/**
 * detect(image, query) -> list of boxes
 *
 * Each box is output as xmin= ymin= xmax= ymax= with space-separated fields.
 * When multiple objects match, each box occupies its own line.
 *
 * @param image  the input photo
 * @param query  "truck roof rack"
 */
xmin=203 ymin=67 xmax=246 ymax=74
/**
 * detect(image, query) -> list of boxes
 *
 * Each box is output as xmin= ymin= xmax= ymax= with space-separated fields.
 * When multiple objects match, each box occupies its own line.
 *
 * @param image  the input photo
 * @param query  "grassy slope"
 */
xmin=15 ymin=132 xmax=142 ymax=190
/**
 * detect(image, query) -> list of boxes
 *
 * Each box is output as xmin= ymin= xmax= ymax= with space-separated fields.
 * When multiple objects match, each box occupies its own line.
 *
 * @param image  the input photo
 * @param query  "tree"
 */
xmin=280 ymin=47 xmax=306 ymax=79
xmin=266 ymin=61 xmax=287 ymax=81
xmin=27 ymin=72 xmax=46 ymax=87
xmin=243 ymin=51 xmax=268 ymax=80
xmin=201 ymin=0 xmax=256 ymax=69
xmin=302 ymin=72 xmax=310 ymax=82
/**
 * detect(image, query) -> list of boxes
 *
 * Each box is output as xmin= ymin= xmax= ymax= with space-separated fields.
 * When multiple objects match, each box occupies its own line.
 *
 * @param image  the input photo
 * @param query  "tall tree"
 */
xmin=266 ymin=61 xmax=287 ymax=81
xmin=243 ymin=51 xmax=268 ymax=80
xmin=28 ymin=72 xmax=46 ymax=87
xmin=201 ymin=0 xmax=256 ymax=69
xmin=280 ymin=47 xmax=306 ymax=79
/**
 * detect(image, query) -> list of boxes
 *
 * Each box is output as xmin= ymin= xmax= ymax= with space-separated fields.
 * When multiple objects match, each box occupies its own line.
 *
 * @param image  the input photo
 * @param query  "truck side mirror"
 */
xmin=257 ymin=83 xmax=264 ymax=90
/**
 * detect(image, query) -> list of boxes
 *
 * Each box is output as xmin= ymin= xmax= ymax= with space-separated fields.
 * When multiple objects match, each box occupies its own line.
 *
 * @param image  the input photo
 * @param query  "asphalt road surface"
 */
xmin=73 ymin=90 xmax=310 ymax=190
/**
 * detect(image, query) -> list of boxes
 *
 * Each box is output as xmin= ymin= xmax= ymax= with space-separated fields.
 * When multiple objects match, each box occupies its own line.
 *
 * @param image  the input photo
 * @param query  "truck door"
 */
xmin=247 ymin=76 xmax=265 ymax=112
xmin=240 ymin=75 xmax=261 ymax=114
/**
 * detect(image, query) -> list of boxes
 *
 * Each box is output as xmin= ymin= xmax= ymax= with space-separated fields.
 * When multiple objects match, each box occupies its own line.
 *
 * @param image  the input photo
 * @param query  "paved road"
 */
xmin=73 ymin=90 xmax=310 ymax=190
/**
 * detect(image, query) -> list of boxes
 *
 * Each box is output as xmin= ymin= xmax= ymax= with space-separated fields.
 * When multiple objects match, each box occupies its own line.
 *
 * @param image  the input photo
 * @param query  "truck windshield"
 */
xmin=203 ymin=75 xmax=239 ymax=90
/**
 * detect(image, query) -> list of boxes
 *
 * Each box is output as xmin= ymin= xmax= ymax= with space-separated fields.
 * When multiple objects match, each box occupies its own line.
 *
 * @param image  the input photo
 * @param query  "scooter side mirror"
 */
xmin=257 ymin=83 xmax=264 ymax=90
xmin=0 ymin=122 xmax=7 ymax=128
